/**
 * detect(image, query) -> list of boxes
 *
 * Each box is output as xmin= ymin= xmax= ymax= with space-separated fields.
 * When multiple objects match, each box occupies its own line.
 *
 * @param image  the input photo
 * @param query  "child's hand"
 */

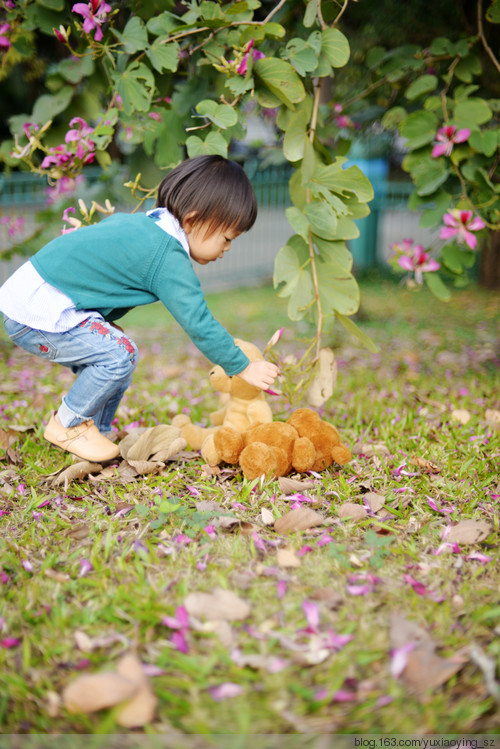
xmin=238 ymin=360 xmax=280 ymax=390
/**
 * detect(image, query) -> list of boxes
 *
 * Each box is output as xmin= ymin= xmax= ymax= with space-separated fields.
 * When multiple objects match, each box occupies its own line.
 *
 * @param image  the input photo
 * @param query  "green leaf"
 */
xmin=282 ymin=37 xmax=319 ymax=76
xmin=31 ymin=86 xmax=73 ymax=124
xmin=318 ymin=261 xmax=360 ymax=315
xmin=335 ymin=312 xmax=380 ymax=353
xmin=313 ymin=236 xmax=353 ymax=271
xmin=405 ymin=74 xmax=438 ymax=101
xmin=304 ymin=201 xmax=338 ymax=239
xmin=286 ymin=270 xmax=315 ymax=320
xmin=200 ymin=1 xmax=226 ymax=22
xmin=440 ymin=244 xmax=471 ymax=274
xmin=283 ymin=108 xmax=309 ymax=162
xmin=254 ymin=58 xmax=306 ymax=108
xmin=146 ymin=40 xmax=180 ymax=73
xmin=186 ymin=131 xmax=228 ymax=157
xmin=274 ymin=235 xmax=310 ymax=286
xmin=112 ymin=62 xmax=155 ymax=116
xmin=486 ymin=0 xmax=500 ymax=21
xmin=304 ymin=0 xmax=319 ymax=27
xmin=286 ymin=207 xmax=310 ymax=243
xmin=120 ymin=16 xmax=148 ymax=53
xmin=453 ymin=98 xmax=493 ymax=126
xmin=381 ymin=106 xmax=408 ymax=130
xmin=469 ymin=128 xmax=498 ymax=157
xmin=315 ymin=164 xmax=374 ymax=203
xmin=334 ymin=216 xmax=359 ymax=240
xmin=35 ymin=0 xmax=64 ymax=9
xmin=263 ymin=22 xmax=286 ymax=38
xmin=424 ymin=271 xmax=451 ymax=301
xmin=400 ymin=110 xmax=439 ymax=150
xmin=147 ymin=12 xmax=184 ymax=35
xmin=413 ymin=159 xmax=449 ymax=196
xmin=455 ymin=54 xmax=482 ymax=83
xmin=301 ymin=138 xmax=316 ymax=185
xmin=321 ymin=28 xmax=350 ymax=68
xmin=57 ymin=55 xmax=95 ymax=84
xmin=429 ymin=37 xmax=454 ymax=55
xmin=195 ymin=100 xmax=238 ymax=129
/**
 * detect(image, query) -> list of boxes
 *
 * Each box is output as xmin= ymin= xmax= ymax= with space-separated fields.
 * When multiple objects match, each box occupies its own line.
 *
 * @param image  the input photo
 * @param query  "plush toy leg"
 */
xmin=332 ymin=444 xmax=352 ymax=465
xmin=291 ymin=436 xmax=316 ymax=473
xmin=172 ymin=414 xmax=217 ymax=451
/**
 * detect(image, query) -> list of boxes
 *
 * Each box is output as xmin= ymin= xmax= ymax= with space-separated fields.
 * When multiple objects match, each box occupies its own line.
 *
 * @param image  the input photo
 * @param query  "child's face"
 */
xmin=183 ymin=218 xmax=241 ymax=265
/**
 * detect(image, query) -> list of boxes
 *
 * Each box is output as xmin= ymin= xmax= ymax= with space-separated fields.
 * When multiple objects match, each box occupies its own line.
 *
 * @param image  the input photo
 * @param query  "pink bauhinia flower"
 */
xmin=391 ymin=238 xmax=440 ymax=284
xmin=440 ymin=209 xmax=486 ymax=250
xmin=432 ymin=125 xmax=470 ymax=158
xmin=0 ymin=23 xmax=11 ymax=50
xmin=72 ymin=0 xmax=111 ymax=42
xmin=237 ymin=39 xmax=265 ymax=76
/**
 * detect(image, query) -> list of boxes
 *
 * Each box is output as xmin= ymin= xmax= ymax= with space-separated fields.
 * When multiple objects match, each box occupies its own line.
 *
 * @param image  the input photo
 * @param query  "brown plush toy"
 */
xmin=172 ymin=339 xmax=273 ymax=451
xmin=205 ymin=407 xmax=351 ymax=480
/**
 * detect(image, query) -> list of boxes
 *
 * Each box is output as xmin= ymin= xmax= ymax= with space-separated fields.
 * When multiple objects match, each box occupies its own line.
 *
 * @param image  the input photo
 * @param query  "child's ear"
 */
xmin=182 ymin=211 xmax=198 ymax=233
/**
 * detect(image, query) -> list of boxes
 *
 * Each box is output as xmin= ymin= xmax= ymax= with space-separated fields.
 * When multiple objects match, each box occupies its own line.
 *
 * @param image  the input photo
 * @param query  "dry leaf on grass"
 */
xmin=450 ymin=409 xmax=471 ymax=425
xmin=62 ymin=672 xmax=138 ymax=714
xmin=115 ymin=653 xmax=158 ymax=728
xmin=338 ymin=502 xmax=368 ymax=521
xmin=278 ymin=476 xmax=316 ymax=495
xmin=274 ymin=507 xmax=325 ymax=534
xmin=44 ymin=569 xmax=70 ymax=582
xmin=74 ymin=630 xmax=129 ymax=653
xmin=120 ymin=425 xmax=186 ymax=462
xmin=447 ymin=519 xmax=491 ymax=544
xmin=0 ymin=428 xmax=21 ymax=449
xmin=66 ymin=522 xmax=89 ymax=540
xmin=352 ymin=442 xmax=390 ymax=458
xmin=261 ymin=507 xmax=275 ymax=525
xmin=184 ymin=587 xmax=251 ymax=621
xmin=277 ymin=547 xmax=301 ymax=568
xmin=484 ymin=409 xmax=500 ymax=430
xmin=125 ymin=459 xmax=165 ymax=476
xmin=306 ymin=347 xmax=337 ymax=407
xmin=410 ymin=456 xmax=441 ymax=474
xmin=48 ymin=461 xmax=103 ymax=486
xmin=363 ymin=492 xmax=386 ymax=513
xmin=389 ymin=613 xmax=468 ymax=698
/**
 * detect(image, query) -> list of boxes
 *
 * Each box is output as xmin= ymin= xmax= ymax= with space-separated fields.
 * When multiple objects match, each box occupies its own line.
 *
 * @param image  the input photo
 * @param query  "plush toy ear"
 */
xmin=239 ymin=442 xmax=283 ymax=480
xmin=332 ymin=444 xmax=352 ymax=465
xmin=292 ymin=436 xmax=316 ymax=473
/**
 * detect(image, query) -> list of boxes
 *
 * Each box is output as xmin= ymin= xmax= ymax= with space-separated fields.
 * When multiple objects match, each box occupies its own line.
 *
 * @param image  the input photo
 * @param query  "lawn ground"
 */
xmin=0 ymin=275 xmax=499 ymax=735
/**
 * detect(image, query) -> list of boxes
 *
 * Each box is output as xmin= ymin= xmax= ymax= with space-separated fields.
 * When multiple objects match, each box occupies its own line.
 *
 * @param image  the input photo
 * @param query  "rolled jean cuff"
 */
xmin=57 ymin=397 xmax=89 ymax=428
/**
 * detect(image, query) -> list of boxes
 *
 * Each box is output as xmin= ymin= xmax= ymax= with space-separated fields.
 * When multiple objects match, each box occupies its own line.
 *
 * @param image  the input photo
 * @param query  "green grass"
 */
xmin=0 ymin=276 xmax=499 ymax=734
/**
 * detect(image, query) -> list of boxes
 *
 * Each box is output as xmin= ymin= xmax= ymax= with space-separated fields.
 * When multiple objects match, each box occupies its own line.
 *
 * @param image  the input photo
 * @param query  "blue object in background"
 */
xmin=343 ymin=142 xmax=390 ymax=269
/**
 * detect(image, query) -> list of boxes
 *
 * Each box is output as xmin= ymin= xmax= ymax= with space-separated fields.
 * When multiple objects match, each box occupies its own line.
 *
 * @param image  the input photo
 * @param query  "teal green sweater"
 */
xmin=31 ymin=212 xmax=250 ymax=376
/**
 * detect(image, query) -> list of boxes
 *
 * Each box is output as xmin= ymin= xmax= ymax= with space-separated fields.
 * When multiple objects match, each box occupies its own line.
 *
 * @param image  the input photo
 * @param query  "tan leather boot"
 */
xmin=44 ymin=413 xmax=120 ymax=462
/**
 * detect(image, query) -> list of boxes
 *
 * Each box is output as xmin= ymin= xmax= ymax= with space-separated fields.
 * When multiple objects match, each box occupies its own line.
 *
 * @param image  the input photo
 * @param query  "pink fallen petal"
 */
xmin=209 ymin=682 xmax=244 ymax=701
xmin=22 ymin=560 xmax=34 ymax=572
xmin=1 ymin=637 xmax=21 ymax=648
xmin=171 ymin=630 xmax=188 ymax=653
xmin=297 ymin=545 xmax=314 ymax=556
xmin=252 ymin=532 xmax=267 ymax=552
xmin=390 ymin=642 xmax=415 ymax=678
xmin=302 ymin=600 xmax=320 ymax=632
xmin=346 ymin=583 xmax=372 ymax=596
xmin=276 ymin=580 xmax=287 ymax=599
xmin=332 ymin=689 xmax=357 ymax=702
xmin=78 ymin=559 xmax=92 ymax=577
xmin=467 ymin=551 xmax=492 ymax=563
xmin=323 ymin=630 xmax=353 ymax=650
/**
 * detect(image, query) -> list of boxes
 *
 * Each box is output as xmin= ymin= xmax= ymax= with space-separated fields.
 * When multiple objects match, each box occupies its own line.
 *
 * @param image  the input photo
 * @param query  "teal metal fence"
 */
xmin=0 ymin=166 xmax=427 ymax=291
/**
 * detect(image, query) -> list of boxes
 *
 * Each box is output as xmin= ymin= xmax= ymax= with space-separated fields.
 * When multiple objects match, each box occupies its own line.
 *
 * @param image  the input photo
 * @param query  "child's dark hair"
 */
xmin=156 ymin=155 xmax=257 ymax=236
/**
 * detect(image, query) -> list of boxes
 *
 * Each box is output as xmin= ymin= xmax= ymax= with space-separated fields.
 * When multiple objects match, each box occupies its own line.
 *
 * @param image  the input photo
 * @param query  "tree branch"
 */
xmin=477 ymin=0 xmax=500 ymax=75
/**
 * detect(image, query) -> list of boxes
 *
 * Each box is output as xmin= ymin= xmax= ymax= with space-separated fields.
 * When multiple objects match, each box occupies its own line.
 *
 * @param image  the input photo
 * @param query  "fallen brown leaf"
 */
xmin=261 ymin=507 xmax=275 ymax=526
xmin=352 ymin=442 xmax=390 ymax=458
xmin=447 ymin=519 xmax=491 ymax=544
xmin=115 ymin=652 xmax=158 ymax=728
xmin=62 ymin=672 xmax=138 ymax=714
xmin=0 ymin=428 xmax=20 ymax=449
xmin=450 ymin=408 xmax=471 ymax=425
xmin=306 ymin=347 xmax=337 ymax=408
xmin=363 ymin=492 xmax=386 ymax=512
xmin=277 ymin=547 xmax=301 ymax=568
xmin=338 ymin=502 xmax=368 ymax=521
xmin=66 ymin=523 xmax=89 ymax=540
xmin=49 ymin=461 xmax=103 ymax=486
xmin=410 ymin=456 xmax=441 ymax=474
xmin=274 ymin=507 xmax=325 ymax=534
xmin=184 ymin=587 xmax=251 ymax=621
xmin=44 ymin=569 xmax=71 ymax=582
xmin=484 ymin=409 xmax=500 ymax=431
xmin=278 ymin=476 xmax=316 ymax=495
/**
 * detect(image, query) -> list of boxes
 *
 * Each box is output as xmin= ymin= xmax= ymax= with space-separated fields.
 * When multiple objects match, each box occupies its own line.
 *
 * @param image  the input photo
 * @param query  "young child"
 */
xmin=0 ymin=155 xmax=279 ymax=463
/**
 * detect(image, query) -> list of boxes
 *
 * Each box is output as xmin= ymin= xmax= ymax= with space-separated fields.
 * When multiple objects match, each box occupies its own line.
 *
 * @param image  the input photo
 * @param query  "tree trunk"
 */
xmin=479 ymin=230 xmax=500 ymax=289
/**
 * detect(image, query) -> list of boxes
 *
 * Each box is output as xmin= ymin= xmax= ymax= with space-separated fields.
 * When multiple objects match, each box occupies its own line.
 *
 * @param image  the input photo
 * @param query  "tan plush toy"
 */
xmin=205 ymin=407 xmax=351 ymax=480
xmin=172 ymin=339 xmax=273 ymax=451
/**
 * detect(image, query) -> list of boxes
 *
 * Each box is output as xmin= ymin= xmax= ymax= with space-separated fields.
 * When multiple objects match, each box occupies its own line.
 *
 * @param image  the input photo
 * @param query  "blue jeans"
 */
xmin=3 ymin=314 xmax=138 ymax=433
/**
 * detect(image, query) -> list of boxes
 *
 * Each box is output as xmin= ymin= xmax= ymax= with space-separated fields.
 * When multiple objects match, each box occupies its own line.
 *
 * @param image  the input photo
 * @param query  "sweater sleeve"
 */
xmin=148 ymin=242 xmax=250 ymax=376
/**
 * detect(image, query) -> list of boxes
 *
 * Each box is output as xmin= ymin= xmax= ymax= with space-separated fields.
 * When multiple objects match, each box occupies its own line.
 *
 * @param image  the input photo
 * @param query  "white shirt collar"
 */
xmin=147 ymin=207 xmax=190 ymax=256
